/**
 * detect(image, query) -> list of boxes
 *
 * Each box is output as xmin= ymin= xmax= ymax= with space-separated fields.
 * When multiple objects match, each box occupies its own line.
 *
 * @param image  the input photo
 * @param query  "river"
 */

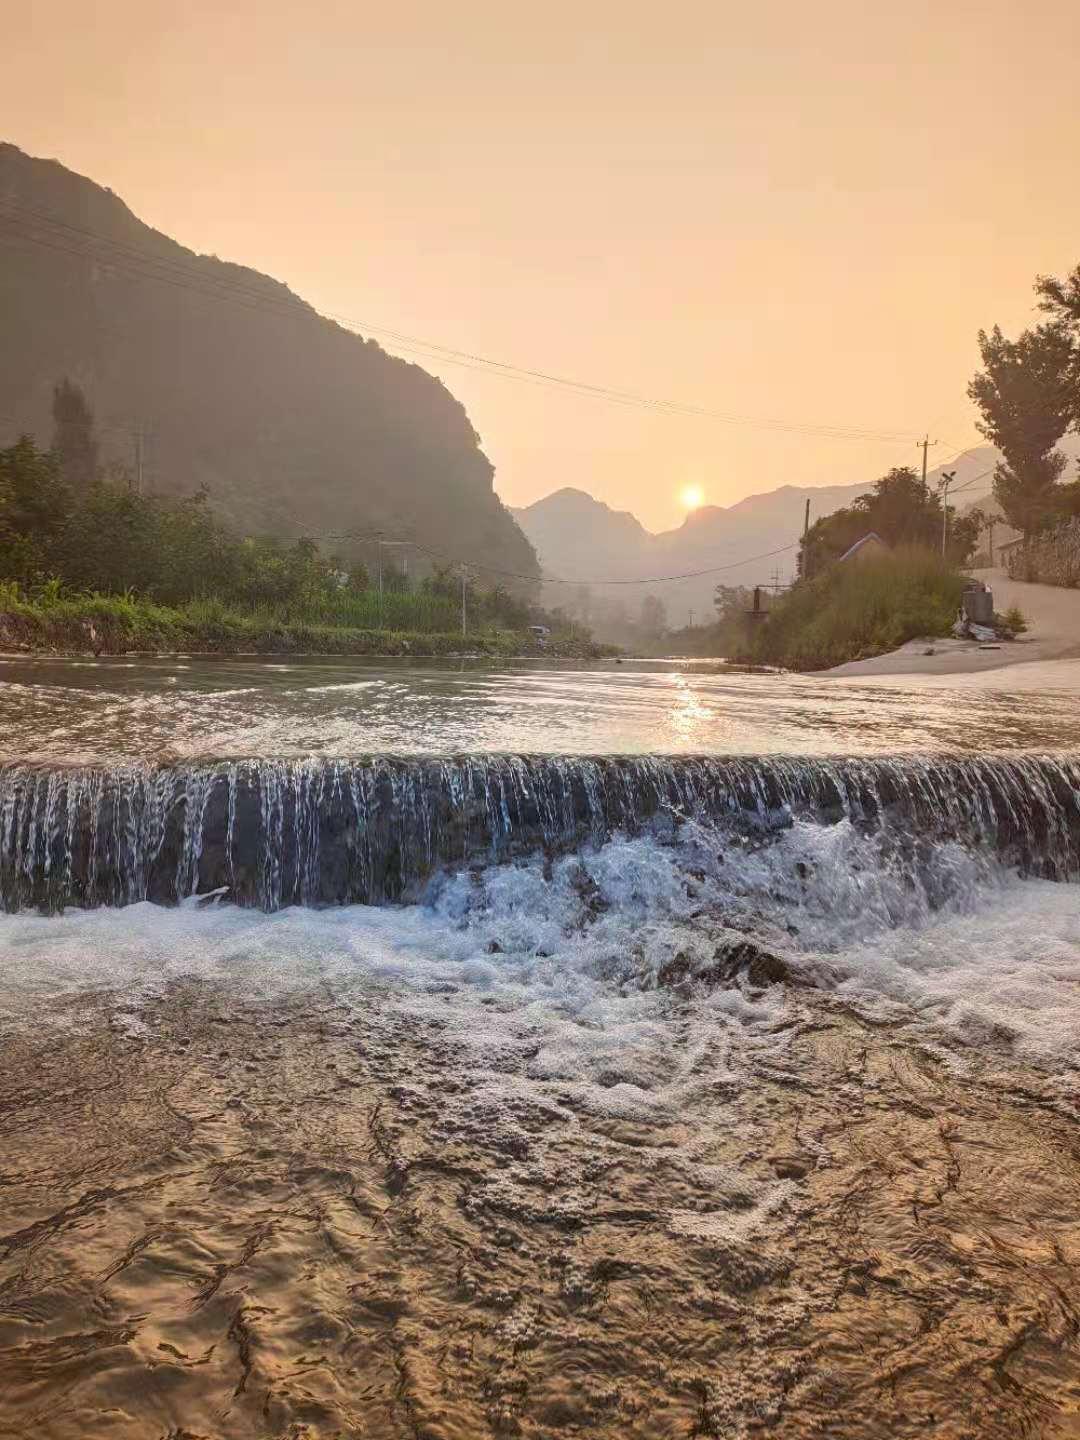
xmin=1 ymin=656 xmax=1078 ymax=1439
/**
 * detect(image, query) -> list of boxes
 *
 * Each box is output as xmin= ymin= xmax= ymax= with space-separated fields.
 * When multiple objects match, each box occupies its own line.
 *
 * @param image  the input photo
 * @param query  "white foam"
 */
xmin=0 ymin=827 xmax=1077 ymax=1080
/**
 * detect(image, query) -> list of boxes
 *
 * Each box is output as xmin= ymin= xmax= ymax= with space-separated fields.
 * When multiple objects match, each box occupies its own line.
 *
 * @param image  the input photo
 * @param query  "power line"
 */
xmin=325 ymin=526 xmax=800 ymax=585
xmin=0 ymin=198 xmax=921 ymax=442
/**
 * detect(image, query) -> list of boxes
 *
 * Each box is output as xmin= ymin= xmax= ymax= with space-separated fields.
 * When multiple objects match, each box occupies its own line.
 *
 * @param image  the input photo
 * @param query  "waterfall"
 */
xmin=1 ymin=754 xmax=1078 ymax=913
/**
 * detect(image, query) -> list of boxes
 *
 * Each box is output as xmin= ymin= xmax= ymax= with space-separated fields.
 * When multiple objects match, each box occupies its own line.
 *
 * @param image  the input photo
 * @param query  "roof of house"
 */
xmin=836 ymin=532 xmax=886 ymax=563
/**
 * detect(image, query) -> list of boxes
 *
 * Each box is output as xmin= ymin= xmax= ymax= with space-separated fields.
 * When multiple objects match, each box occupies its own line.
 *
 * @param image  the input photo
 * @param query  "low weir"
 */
xmin=1 ymin=754 xmax=1078 ymax=912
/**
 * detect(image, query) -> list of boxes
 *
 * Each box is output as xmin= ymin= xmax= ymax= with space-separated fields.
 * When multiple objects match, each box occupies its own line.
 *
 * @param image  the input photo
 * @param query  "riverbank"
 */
xmin=827 ymin=568 xmax=1080 ymax=679
xmin=0 ymin=602 xmax=616 ymax=660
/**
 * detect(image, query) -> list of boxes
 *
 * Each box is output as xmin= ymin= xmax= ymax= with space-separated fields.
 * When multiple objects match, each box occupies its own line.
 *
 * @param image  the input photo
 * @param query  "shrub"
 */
xmin=751 ymin=545 xmax=965 ymax=670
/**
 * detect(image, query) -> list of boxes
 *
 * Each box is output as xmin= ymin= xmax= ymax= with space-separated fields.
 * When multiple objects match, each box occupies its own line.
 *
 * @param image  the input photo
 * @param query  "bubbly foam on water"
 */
xmin=1 ymin=821 xmax=1077 ymax=1077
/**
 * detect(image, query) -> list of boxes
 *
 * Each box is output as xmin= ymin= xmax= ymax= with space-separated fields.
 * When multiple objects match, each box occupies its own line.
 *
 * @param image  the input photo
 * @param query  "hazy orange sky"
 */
xmin=6 ymin=0 xmax=1080 ymax=529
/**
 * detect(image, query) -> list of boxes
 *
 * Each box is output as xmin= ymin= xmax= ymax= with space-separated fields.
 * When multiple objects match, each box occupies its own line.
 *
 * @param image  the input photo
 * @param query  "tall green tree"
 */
xmin=51 ymin=378 xmax=99 ymax=496
xmin=967 ymin=324 xmax=1075 ymax=537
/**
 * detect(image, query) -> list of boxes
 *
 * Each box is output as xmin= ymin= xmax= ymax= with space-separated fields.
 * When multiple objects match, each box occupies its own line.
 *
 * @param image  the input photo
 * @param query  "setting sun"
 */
xmin=679 ymin=484 xmax=705 ymax=511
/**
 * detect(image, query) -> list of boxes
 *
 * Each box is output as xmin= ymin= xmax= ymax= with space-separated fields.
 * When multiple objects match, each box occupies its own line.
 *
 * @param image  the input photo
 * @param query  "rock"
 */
xmin=657 ymin=938 xmax=796 ymax=993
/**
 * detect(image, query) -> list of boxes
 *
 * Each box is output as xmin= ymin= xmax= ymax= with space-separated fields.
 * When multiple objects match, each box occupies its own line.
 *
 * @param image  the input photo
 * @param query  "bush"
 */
xmin=750 ymin=546 xmax=965 ymax=670
xmin=1003 ymin=605 xmax=1028 ymax=635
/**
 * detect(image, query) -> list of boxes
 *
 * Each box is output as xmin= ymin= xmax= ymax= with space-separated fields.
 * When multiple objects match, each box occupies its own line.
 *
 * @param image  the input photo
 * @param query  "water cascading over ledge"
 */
xmin=0 ymin=754 xmax=1078 ymax=913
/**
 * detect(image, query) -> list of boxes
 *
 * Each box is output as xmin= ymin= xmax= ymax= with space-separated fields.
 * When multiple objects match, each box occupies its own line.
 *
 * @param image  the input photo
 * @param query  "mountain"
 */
xmin=0 ymin=143 xmax=538 ymax=583
xmin=514 ymin=450 xmax=1003 ymax=630
xmin=509 ymin=488 xmax=653 ymax=584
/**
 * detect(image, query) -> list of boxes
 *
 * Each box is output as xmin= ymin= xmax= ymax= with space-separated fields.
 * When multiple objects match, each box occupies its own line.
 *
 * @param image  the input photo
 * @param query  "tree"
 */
xmin=1036 ymin=264 xmax=1080 ymax=438
xmin=0 ymin=437 xmax=73 ymax=582
xmin=1036 ymin=265 xmax=1080 ymax=328
xmin=640 ymin=593 xmax=668 ymax=637
xmin=714 ymin=584 xmax=752 ymax=621
xmin=968 ymin=324 xmax=1075 ymax=537
xmin=51 ymin=378 xmax=99 ymax=495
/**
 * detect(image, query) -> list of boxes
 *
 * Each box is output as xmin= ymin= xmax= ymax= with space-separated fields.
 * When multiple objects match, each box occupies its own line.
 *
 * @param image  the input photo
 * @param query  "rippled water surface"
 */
xmin=3 ymin=653 xmax=1080 ymax=761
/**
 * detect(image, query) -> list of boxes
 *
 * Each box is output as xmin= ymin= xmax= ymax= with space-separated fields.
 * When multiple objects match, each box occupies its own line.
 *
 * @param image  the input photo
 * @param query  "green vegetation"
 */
xmin=746 ymin=547 xmax=965 ymax=671
xmin=1003 ymin=605 xmax=1028 ymax=636
xmin=0 ymin=584 xmax=606 ymax=658
xmin=0 ymin=404 xmax=611 ymax=657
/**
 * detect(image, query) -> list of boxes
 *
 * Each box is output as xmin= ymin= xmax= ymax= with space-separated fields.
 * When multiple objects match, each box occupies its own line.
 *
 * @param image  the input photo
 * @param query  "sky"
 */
xmin=5 ymin=0 xmax=1080 ymax=531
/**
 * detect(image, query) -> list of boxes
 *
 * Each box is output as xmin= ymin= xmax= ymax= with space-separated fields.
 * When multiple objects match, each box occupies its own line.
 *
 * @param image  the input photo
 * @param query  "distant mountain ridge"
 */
xmin=0 ymin=143 xmax=539 ymax=582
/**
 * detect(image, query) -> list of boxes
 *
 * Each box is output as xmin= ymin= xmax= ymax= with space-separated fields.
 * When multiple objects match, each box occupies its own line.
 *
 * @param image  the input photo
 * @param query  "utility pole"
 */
xmin=802 ymin=496 xmax=812 ymax=578
xmin=803 ymin=496 xmax=810 ymax=541
xmin=986 ymin=518 xmax=995 ymax=567
xmin=919 ymin=436 xmax=935 ymax=499
xmin=132 ymin=425 xmax=144 ymax=495
xmin=938 ymin=471 xmax=956 ymax=556
xmin=375 ymin=535 xmax=384 ymax=629
xmin=688 ymin=607 xmax=695 ymax=629
xmin=459 ymin=565 xmax=468 ymax=639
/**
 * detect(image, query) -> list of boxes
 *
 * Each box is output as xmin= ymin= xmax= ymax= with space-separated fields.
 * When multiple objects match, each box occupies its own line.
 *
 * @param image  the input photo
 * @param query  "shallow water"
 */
xmin=1 ymin=659 xmax=1080 ymax=1436
xmin=2 ymin=653 xmax=1080 ymax=761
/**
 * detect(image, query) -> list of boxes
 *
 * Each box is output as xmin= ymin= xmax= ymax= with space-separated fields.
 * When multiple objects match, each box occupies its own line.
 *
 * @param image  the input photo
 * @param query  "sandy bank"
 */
xmin=826 ymin=567 xmax=1080 ymax=681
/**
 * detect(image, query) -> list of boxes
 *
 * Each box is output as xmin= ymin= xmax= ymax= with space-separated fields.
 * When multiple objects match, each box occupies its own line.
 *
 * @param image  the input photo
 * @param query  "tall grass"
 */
xmin=752 ymin=545 xmax=965 ymax=670
xmin=0 ymin=583 xmax=613 ymax=657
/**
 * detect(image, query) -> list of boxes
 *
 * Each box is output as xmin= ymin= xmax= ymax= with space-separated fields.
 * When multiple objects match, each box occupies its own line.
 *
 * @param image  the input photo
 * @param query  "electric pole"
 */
xmin=374 ymin=534 xmax=385 ymax=629
xmin=987 ymin=518 xmax=995 ymax=567
xmin=133 ymin=425 xmax=144 ymax=495
xmin=460 ymin=565 xmax=468 ymax=639
xmin=938 ymin=471 xmax=956 ymax=556
xmin=919 ymin=436 xmax=935 ymax=499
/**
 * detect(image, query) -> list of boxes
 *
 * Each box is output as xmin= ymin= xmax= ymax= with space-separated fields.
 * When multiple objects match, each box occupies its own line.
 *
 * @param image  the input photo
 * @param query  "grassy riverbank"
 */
xmin=750 ymin=547 xmax=966 ymax=670
xmin=0 ymin=591 xmax=616 ymax=659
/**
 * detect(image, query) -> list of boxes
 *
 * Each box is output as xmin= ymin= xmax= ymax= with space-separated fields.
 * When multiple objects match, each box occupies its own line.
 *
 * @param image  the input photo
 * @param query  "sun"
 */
xmin=679 ymin=484 xmax=706 ymax=511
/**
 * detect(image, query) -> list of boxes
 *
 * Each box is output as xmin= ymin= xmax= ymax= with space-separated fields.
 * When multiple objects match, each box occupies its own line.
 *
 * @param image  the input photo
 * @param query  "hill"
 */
xmin=0 ymin=143 xmax=538 ymax=584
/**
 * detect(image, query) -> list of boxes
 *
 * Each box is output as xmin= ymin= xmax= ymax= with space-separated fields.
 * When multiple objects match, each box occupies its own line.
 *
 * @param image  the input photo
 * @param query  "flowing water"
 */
xmin=1 ymin=657 xmax=1079 ymax=1439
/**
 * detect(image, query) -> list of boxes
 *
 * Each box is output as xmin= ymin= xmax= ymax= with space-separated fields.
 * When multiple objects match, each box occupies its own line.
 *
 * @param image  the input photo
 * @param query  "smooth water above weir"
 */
xmin=4 ymin=653 xmax=1080 ymax=763
xmin=2 ymin=752 xmax=1078 ymax=912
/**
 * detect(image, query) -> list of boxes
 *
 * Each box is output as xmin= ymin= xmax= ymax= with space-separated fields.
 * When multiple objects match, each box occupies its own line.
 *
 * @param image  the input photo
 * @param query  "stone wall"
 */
xmin=1005 ymin=517 xmax=1080 ymax=587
